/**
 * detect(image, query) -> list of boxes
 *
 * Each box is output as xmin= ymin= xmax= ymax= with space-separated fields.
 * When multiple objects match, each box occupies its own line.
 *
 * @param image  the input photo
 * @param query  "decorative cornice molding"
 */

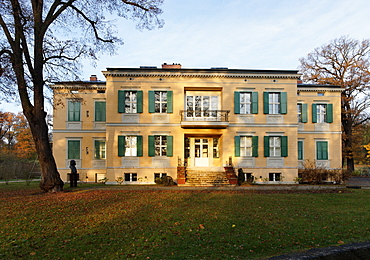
xmin=298 ymin=88 xmax=343 ymax=92
xmin=102 ymin=71 xmax=301 ymax=79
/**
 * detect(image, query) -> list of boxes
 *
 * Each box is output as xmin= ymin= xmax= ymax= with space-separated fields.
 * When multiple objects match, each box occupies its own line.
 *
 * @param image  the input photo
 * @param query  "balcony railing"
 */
xmin=180 ymin=110 xmax=230 ymax=128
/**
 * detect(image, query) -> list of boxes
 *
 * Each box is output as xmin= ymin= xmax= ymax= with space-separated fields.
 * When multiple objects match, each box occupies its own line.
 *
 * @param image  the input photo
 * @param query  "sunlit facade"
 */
xmin=52 ymin=64 xmax=343 ymax=185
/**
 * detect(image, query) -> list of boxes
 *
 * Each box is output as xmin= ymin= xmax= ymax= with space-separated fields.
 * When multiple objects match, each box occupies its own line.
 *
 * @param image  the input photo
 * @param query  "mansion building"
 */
xmin=52 ymin=63 xmax=343 ymax=185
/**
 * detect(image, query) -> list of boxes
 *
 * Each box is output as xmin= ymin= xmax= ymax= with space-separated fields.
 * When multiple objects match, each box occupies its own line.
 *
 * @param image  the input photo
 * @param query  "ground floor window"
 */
xmin=124 ymin=173 xmax=137 ymax=182
xmin=154 ymin=173 xmax=167 ymax=181
xmin=269 ymin=173 xmax=281 ymax=182
xmin=244 ymin=173 xmax=254 ymax=182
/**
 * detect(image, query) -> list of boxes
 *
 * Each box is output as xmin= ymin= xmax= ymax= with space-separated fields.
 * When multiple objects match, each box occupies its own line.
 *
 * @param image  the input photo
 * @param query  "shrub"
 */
xmin=155 ymin=176 xmax=175 ymax=186
xmin=116 ymin=177 xmax=124 ymax=185
xmin=237 ymin=168 xmax=245 ymax=186
xmin=298 ymin=159 xmax=348 ymax=184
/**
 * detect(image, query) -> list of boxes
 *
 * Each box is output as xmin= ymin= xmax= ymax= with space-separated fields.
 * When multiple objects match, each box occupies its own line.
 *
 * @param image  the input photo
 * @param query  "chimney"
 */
xmin=90 ymin=75 xmax=97 ymax=81
xmin=297 ymin=79 xmax=303 ymax=84
xmin=162 ymin=63 xmax=182 ymax=69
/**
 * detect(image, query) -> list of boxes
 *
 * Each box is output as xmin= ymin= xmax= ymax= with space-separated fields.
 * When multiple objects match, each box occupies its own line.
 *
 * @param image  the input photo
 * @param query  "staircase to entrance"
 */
xmin=183 ymin=167 xmax=230 ymax=186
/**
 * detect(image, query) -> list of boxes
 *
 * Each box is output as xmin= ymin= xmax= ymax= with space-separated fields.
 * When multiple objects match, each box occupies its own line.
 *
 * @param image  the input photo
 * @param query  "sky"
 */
xmin=2 ymin=0 xmax=370 ymax=113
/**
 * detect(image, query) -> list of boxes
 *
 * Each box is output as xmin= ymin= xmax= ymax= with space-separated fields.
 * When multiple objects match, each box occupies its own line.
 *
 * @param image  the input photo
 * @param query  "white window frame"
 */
xmin=269 ymin=93 xmax=280 ymax=114
xmin=155 ymin=135 xmax=167 ymax=156
xmin=94 ymin=139 xmax=106 ymax=160
xmin=125 ymin=91 xmax=137 ymax=113
xmin=240 ymin=92 xmax=252 ymax=114
xmin=317 ymin=104 xmax=327 ymax=123
xmin=269 ymin=136 xmax=281 ymax=157
xmin=125 ymin=136 xmax=137 ymax=156
xmin=155 ymin=91 xmax=168 ymax=113
xmin=240 ymin=136 xmax=253 ymax=157
xmin=124 ymin=173 xmax=137 ymax=182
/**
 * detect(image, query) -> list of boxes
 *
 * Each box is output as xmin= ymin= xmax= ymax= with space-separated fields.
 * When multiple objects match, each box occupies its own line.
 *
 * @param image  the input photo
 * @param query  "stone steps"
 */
xmin=185 ymin=170 xmax=230 ymax=186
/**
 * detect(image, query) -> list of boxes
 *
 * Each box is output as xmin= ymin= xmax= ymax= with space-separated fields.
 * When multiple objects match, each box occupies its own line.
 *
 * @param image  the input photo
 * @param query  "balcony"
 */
xmin=180 ymin=110 xmax=230 ymax=128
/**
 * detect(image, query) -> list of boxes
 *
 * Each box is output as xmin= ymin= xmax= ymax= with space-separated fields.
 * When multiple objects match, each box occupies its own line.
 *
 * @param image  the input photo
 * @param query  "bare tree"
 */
xmin=0 ymin=0 xmax=164 ymax=192
xmin=299 ymin=36 xmax=370 ymax=172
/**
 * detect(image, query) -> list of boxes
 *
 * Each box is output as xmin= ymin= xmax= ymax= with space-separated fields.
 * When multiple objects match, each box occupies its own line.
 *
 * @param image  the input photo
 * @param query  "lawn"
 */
xmin=1 ymin=182 xmax=370 ymax=259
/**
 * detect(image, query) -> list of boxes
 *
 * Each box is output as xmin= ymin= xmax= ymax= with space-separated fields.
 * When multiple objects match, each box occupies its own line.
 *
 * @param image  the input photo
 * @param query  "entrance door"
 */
xmin=194 ymin=138 xmax=210 ymax=167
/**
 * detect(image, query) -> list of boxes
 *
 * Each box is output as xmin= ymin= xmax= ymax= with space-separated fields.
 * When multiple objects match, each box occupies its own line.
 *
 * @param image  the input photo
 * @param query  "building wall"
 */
xmin=52 ymin=67 xmax=342 ymax=184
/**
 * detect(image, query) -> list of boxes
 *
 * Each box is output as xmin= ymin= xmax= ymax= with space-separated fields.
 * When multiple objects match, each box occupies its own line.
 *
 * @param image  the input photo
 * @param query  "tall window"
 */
xmin=118 ymin=90 xmax=143 ymax=113
xmin=155 ymin=91 xmax=167 ymax=113
xmin=263 ymin=92 xmax=287 ymax=114
xmin=155 ymin=136 xmax=167 ymax=156
xmin=269 ymin=137 xmax=281 ymax=157
xmin=118 ymin=136 xmax=143 ymax=157
xmin=213 ymin=138 xmax=219 ymax=158
xmin=269 ymin=93 xmax=280 ymax=114
xmin=316 ymin=141 xmax=328 ymax=160
xmin=297 ymin=104 xmax=302 ymax=122
xmin=240 ymin=93 xmax=252 ymax=114
xmin=67 ymin=140 xmax=80 ymax=159
xmin=95 ymin=101 xmax=106 ymax=122
xmin=125 ymin=91 xmax=137 ymax=113
xmin=298 ymin=141 xmax=303 ymax=160
xmin=94 ymin=140 xmax=106 ymax=159
xmin=68 ymin=100 xmax=81 ymax=121
xmin=148 ymin=135 xmax=173 ymax=157
xmin=297 ymin=103 xmax=308 ymax=123
xmin=264 ymin=136 xmax=288 ymax=157
xmin=312 ymin=104 xmax=333 ymax=123
xmin=317 ymin=104 xmax=326 ymax=123
xmin=234 ymin=136 xmax=258 ymax=157
xmin=125 ymin=136 xmax=137 ymax=156
xmin=240 ymin=136 xmax=253 ymax=156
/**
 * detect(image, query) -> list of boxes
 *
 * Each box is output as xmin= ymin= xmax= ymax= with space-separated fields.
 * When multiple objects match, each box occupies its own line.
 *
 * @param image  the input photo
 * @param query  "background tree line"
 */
xmin=0 ymin=110 xmax=40 ymax=181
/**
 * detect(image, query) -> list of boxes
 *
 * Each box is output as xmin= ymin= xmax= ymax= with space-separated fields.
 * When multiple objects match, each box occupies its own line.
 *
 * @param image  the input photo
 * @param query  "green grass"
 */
xmin=1 ymin=183 xmax=370 ymax=259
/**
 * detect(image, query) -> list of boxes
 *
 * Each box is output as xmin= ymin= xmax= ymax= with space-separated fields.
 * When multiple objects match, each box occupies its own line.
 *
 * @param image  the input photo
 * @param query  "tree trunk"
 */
xmin=25 ymin=108 xmax=64 ymax=192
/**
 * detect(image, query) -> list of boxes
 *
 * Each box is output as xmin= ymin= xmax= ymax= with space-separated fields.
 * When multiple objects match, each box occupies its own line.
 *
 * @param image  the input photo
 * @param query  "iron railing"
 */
xmin=180 ymin=110 xmax=230 ymax=122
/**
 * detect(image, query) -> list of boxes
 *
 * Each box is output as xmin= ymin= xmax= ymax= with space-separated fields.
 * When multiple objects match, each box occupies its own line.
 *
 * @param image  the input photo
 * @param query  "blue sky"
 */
xmin=2 ymin=0 xmax=370 ymax=112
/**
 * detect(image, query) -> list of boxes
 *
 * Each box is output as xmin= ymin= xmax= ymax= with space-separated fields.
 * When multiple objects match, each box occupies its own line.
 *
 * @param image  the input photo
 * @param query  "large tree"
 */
xmin=299 ymin=36 xmax=370 ymax=172
xmin=0 ymin=0 xmax=164 ymax=192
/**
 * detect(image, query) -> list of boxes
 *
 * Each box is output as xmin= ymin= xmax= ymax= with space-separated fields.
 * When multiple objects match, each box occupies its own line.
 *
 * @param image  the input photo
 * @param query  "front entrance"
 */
xmin=194 ymin=138 xmax=210 ymax=167
xmin=185 ymin=137 xmax=219 ymax=167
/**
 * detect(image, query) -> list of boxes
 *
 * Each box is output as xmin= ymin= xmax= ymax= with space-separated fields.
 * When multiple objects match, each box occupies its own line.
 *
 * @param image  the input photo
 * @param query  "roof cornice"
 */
xmin=102 ymin=69 xmax=301 ymax=79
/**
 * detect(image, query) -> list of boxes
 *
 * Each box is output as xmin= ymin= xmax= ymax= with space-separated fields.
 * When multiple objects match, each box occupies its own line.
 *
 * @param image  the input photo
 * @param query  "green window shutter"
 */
xmin=263 ymin=92 xmax=269 ymax=114
xmin=167 ymin=136 xmax=173 ymax=157
xmin=280 ymin=92 xmax=287 ymax=114
xmin=326 ymin=104 xmax=333 ymax=123
xmin=281 ymin=136 xmax=288 ymax=157
xmin=234 ymin=136 xmax=240 ymax=157
xmin=118 ymin=136 xmax=125 ymax=157
xmin=137 ymin=90 xmax=143 ymax=113
xmin=298 ymin=141 xmax=303 ymax=160
xmin=234 ymin=92 xmax=240 ymax=114
xmin=264 ymin=136 xmax=270 ymax=157
xmin=148 ymin=91 xmax=155 ymax=113
xmin=251 ymin=92 xmax=258 ymax=114
xmin=148 ymin=135 xmax=155 ymax=157
xmin=94 ymin=140 xmax=100 ymax=159
xmin=252 ymin=136 xmax=258 ymax=157
xmin=301 ymin=103 xmax=308 ymax=123
xmin=167 ymin=91 xmax=173 ymax=113
xmin=137 ymin=136 xmax=143 ymax=157
xmin=312 ymin=104 xmax=317 ymax=123
xmin=95 ymin=101 xmax=106 ymax=121
xmin=68 ymin=140 xmax=80 ymax=159
xmin=317 ymin=141 xmax=328 ymax=160
xmin=68 ymin=101 xmax=80 ymax=121
xmin=118 ymin=90 xmax=125 ymax=113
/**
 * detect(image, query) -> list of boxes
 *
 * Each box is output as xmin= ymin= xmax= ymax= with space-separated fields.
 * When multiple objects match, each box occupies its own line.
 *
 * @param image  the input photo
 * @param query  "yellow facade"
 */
xmin=52 ymin=65 xmax=343 ymax=185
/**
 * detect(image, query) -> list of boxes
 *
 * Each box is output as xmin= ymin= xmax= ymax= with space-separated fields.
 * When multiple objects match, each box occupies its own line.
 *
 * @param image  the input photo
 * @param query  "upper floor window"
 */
xmin=234 ymin=136 xmax=258 ymax=157
xmin=118 ymin=135 xmax=143 ymax=157
xmin=148 ymin=135 xmax=173 ymax=157
xmin=94 ymin=140 xmax=106 ymax=159
xmin=68 ymin=100 xmax=81 ymax=121
xmin=95 ymin=101 xmax=106 ymax=122
xmin=118 ymin=90 xmax=143 ymax=113
xmin=234 ymin=92 xmax=258 ymax=114
xmin=316 ymin=141 xmax=328 ymax=160
xmin=263 ymin=92 xmax=287 ymax=114
xmin=312 ymin=104 xmax=333 ymax=123
xmin=298 ymin=140 xmax=303 ymax=160
xmin=149 ymin=91 xmax=173 ymax=113
xmin=264 ymin=136 xmax=288 ymax=157
xmin=297 ymin=103 xmax=308 ymax=123
xmin=67 ymin=140 xmax=80 ymax=159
